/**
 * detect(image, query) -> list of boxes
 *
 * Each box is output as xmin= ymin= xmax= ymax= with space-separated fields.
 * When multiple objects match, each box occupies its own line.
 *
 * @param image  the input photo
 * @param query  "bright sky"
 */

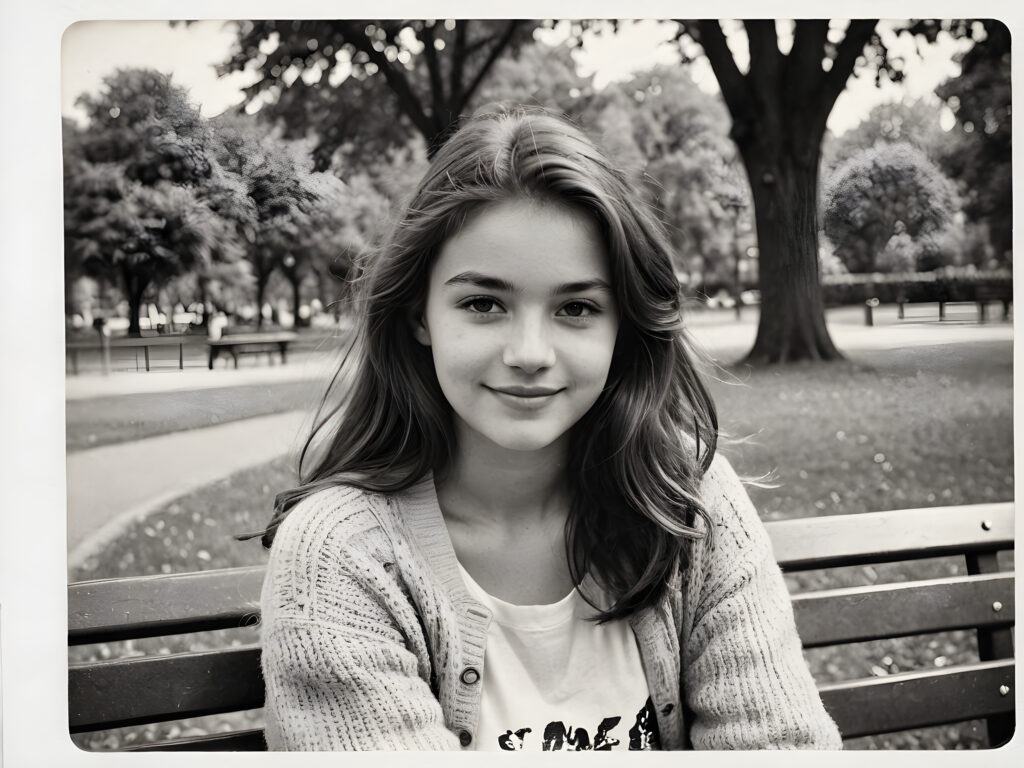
xmin=61 ymin=19 xmax=970 ymax=135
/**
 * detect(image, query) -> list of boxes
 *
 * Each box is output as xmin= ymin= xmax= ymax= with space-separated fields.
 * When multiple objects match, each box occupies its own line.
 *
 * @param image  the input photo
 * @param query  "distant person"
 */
xmin=207 ymin=312 xmax=228 ymax=341
xmin=247 ymin=106 xmax=842 ymax=751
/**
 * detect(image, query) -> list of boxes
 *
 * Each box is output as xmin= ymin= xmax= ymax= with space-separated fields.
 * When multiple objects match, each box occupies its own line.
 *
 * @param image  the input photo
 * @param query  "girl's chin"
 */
xmin=459 ymin=423 xmax=570 ymax=455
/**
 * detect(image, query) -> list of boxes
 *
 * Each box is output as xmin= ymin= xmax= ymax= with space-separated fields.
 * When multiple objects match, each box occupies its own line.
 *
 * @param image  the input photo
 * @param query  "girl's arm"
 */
xmin=682 ymin=454 xmax=843 ymax=750
xmin=260 ymin=491 xmax=461 ymax=750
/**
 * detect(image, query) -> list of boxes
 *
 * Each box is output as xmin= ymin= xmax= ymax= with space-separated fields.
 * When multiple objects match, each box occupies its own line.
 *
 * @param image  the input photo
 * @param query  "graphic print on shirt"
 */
xmin=496 ymin=696 xmax=661 ymax=751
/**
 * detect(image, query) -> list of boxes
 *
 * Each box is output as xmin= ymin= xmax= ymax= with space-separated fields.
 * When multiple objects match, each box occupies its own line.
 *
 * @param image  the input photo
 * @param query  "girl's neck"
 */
xmin=438 ymin=425 xmax=571 ymax=527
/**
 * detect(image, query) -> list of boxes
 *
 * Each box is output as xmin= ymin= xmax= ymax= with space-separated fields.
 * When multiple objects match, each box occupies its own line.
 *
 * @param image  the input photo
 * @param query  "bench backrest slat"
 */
xmin=818 ymin=659 xmax=1015 ymax=739
xmin=69 ymin=506 xmax=1015 ymax=647
xmin=792 ymin=573 xmax=1015 ymax=648
xmin=69 ymin=647 xmax=263 ymax=732
xmin=208 ymin=332 xmax=297 ymax=346
xmin=765 ymin=503 xmax=1013 ymax=570
xmin=68 ymin=566 xmax=265 ymax=645
xmin=70 ymin=568 xmax=1014 ymax=652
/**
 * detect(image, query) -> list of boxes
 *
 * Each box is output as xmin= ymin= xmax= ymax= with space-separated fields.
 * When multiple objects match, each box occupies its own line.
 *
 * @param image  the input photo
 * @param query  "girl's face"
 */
xmin=415 ymin=198 xmax=619 ymax=455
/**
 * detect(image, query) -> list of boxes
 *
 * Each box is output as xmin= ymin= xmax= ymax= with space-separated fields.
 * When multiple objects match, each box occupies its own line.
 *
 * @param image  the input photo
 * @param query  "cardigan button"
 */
xmin=460 ymin=667 xmax=481 ymax=685
xmin=459 ymin=730 xmax=473 ymax=747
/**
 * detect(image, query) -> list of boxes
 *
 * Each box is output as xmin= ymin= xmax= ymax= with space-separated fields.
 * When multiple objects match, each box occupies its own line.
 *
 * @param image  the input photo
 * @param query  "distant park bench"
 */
xmin=67 ymin=502 xmax=1014 ymax=751
xmin=895 ymin=285 xmax=1013 ymax=323
xmin=206 ymin=332 xmax=299 ymax=370
xmin=66 ymin=335 xmax=194 ymax=374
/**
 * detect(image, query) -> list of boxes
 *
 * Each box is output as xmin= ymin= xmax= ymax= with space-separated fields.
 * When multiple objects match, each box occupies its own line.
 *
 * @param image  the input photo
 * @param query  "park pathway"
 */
xmin=67 ymin=410 xmax=307 ymax=564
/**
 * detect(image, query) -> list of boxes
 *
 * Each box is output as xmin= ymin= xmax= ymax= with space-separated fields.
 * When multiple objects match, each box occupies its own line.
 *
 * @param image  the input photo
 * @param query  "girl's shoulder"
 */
xmin=263 ymin=484 xmax=410 ymax=620
xmin=270 ymin=482 xmax=402 ymax=566
xmin=693 ymin=450 xmax=771 ymax=560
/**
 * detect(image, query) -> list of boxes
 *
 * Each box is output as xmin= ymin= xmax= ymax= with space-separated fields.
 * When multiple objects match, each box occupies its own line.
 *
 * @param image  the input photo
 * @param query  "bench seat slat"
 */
xmin=820 ymin=659 xmax=1014 ymax=739
xmin=765 ymin=503 xmax=1013 ymax=570
xmin=793 ymin=573 xmax=1015 ymax=648
xmin=80 ymin=658 xmax=1016 ymax=745
xmin=128 ymin=729 xmax=267 ymax=751
xmin=68 ymin=566 xmax=265 ymax=645
xmin=69 ymin=646 xmax=263 ymax=732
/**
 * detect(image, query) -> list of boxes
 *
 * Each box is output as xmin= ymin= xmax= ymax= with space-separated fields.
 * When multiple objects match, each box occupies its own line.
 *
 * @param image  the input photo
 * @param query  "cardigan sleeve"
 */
xmin=682 ymin=454 xmax=843 ymax=750
xmin=259 ymin=488 xmax=461 ymax=751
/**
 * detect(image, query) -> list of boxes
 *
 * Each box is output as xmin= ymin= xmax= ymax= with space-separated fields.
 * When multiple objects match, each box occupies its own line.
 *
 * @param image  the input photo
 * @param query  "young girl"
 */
xmin=254 ymin=105 xmax=842 ymax=751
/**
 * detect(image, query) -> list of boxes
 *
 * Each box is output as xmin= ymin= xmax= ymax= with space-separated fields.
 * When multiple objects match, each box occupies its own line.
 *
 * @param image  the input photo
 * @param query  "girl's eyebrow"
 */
xmin=444 ymin=271 xmax=611 ymax=296
xmin=554 ymin=279 xmax=612 ymax=296
xmin=444 ymin=271 xmax=515 ymax=292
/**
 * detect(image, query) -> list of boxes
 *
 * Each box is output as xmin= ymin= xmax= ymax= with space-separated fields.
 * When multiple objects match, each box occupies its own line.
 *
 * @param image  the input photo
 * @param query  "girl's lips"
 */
xmin=486 ymin=385 xmax=564 ymax=398
xmin=484 ymin=385 xmax=565 ymax=411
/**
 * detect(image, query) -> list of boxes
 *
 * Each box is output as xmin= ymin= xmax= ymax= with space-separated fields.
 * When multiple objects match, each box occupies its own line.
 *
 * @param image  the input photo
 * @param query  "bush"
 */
xmin=823 ymin=142 xmax=960 ymax=273
xmin=820 ymin=267 xmax=1012 ymax=306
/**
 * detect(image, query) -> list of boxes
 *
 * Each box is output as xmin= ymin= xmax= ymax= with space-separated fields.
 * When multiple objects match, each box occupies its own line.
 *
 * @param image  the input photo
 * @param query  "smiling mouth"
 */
xmin=485 ymin=385 xmax=564 ymax=398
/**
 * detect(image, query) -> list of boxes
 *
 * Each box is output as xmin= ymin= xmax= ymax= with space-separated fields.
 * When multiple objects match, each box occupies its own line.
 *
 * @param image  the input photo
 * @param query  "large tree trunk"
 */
xmin=741 ymin=149 xmax=842 ymax=364
xmin=122 ymin=266 xmax=148 ymax=338
xmin=283 ymin=271 xmax=306 ymax=328
xmin=688 ymin=19 xmax=878 ymax=364
xmin=255 ymin=272 xmax=269 ymax=330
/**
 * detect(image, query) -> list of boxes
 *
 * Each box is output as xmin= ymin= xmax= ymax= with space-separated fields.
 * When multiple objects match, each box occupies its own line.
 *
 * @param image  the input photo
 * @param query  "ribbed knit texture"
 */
xmin=260 ymin=453 xmax=843 ymax=750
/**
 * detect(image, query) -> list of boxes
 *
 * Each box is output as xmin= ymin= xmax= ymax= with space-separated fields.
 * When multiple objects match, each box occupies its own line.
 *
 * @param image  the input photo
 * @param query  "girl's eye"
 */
xmin=558 ymin=301 xmax=598 ymax=318
xmin=460 ymin=297 xmax=502 ymax=314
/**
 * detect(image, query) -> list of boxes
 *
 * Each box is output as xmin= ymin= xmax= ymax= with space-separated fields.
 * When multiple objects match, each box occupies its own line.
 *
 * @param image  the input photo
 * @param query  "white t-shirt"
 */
xmin=457 ymin=563 xmax=660 ymax=752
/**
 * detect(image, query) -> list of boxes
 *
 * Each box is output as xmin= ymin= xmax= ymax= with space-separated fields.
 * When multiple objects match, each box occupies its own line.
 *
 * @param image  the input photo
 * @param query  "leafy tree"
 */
xmin=822 ymin=142 xmax=958 ymax=273
xmin=208 ymin=112 xmax=396 ymax=325
xmin=218 ymin=20 xmax=539 ymax=168
xmin=822 ymin=98 xmax=951 ymax=173
xmin=668 ymin=20 xmax=888 ymax=362
xmin=63 ymin=70 xmax=243 ymax=336
xmin=208 ymin=114 xmax=317 ymax=327
xmin=190 ymin=157 xmax=259 ymax=325
xmin=74 ymin=68 xmax=215 ymax=186
xmin=607 ymin=66 xmax=752 ymax=290
xmin=284 ymin=170 xmax=392 ymax=320
xmin=669 ymin=19 xmax=992 ymax=363
xmin=934 ymin=20 xmax=1011 ymax=264
xmin=473 ymin=37 xmax=595 ymax=119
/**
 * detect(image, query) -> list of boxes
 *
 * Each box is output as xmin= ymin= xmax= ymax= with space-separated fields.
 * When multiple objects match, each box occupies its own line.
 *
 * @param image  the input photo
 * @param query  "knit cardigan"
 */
xmin=259 ymin=453 xmax=843 ymax=750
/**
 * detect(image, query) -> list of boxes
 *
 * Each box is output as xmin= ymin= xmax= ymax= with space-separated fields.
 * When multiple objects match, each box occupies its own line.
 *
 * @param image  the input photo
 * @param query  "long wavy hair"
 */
xmin=255 ymin=105 xmax=718 ymax=622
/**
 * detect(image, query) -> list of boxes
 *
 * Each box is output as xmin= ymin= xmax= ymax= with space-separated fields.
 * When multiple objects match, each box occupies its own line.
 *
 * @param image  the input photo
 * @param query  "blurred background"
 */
xmin=62 ymin=19 xmax=1012 ymax=750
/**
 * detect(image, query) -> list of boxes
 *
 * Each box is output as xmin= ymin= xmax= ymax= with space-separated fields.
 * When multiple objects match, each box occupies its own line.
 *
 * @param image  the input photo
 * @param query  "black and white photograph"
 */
xmin=0 ymin=2 xmax=1017 ymax=763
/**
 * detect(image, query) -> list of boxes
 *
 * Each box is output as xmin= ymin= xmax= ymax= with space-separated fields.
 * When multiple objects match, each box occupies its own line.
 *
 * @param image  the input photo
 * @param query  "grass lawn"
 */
xmin=65 ymin=379 xmax=323 ymax=452
xmin=69 ymin=338 xmax=1013 ymax=750
xmin=713 ymin=340 xmax=1013 ymax=519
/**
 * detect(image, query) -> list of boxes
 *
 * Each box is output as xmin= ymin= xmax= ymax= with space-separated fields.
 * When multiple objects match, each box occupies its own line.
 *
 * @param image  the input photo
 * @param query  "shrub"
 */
xmin=823 ymin=142 xmax=960 ymax=273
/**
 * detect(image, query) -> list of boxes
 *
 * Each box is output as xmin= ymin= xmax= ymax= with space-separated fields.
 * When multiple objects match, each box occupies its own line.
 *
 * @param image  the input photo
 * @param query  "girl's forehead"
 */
xmin=432 ymin=199 xmax=611 ymax=287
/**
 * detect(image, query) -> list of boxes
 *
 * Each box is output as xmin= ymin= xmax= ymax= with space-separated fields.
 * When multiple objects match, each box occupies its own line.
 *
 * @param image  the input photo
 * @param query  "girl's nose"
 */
xmin=502 ymin=316 xmax=556 ymax=373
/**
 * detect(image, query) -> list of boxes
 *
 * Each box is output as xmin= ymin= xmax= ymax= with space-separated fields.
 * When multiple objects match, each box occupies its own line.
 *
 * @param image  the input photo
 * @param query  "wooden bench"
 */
xmin=66 ymin=335 xmax=193 ymax=374
xmin=68 ymin=502 xmax=1015 ymax=750
xmin=975 ymin=285 xmax=1013 ymax=323
xmin=206 ymin=332 xmax=299 ymax=370
xmin=895 ymin=285 xmax=1013 ymax=323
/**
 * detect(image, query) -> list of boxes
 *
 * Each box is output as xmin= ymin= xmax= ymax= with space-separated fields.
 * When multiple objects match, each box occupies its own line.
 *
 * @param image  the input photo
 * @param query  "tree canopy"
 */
xmin=593 ymin=65 xmax=750 ymax=286
xmin=822 ymin=98 xmax=951 ymax=172
xmin=934 ymin=19 xmax=1011 ymax=263
xmin=218 ymin=19 xmax=541 ymax=168
xmin=64 ymin=69 xmax=244 ymax=335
